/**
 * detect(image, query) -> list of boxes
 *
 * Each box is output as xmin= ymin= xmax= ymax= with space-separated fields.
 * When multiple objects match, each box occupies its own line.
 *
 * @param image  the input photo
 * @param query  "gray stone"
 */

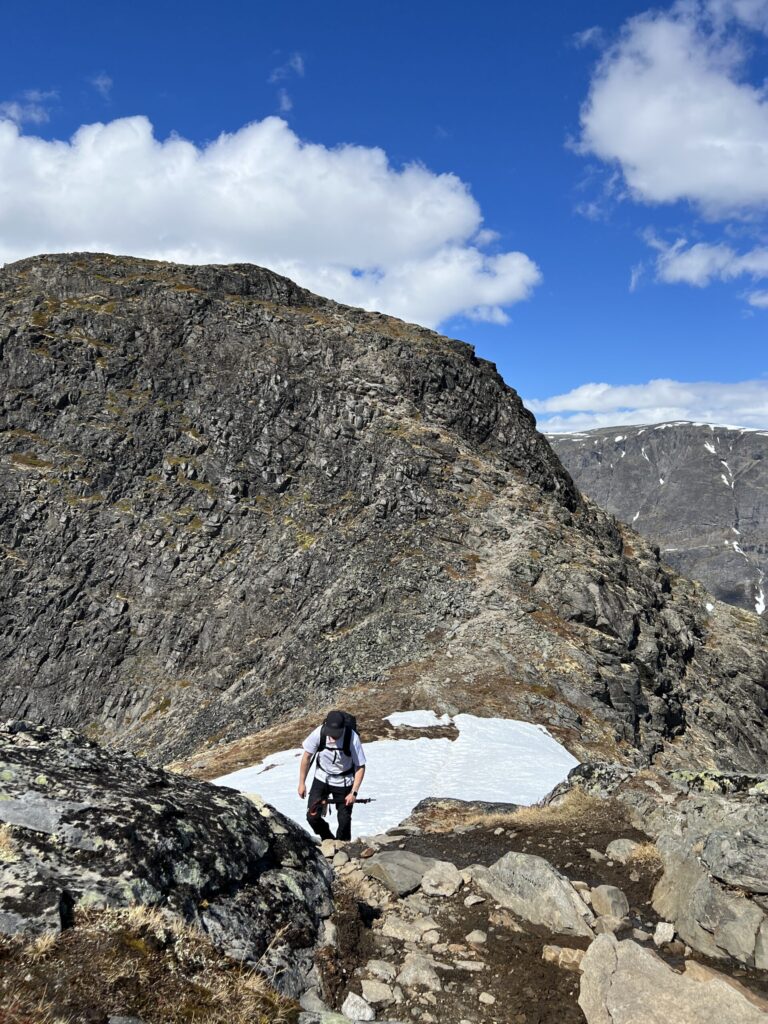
xmin=341 ymin=992 xmax=375 ymax=1021
xmin=300 ymin=988 xmax=330 ymax=1013
xmin=363 ymin=851 xmax=437 ymax=896
xmin=541 ymin=944 xmax=585 ymax=972
xmin=578 ymin=934 xmax=767 ymax=1023
xmin=471 ymin=852 xmax=594 ymax=937
xmin=420 ymin=860 xmax=462 ymax=897
xmin=605 ymin=839 xmax=640 ymax=865
xmin=590 ymin=885 xmax=629 ymax=920
xmin=361 ymin=978 xmax=395 ymax=1005
xmin=465 ymin=929 xmax=487 ymax=944
xmin=701 ymin=828 xmax=768 ymax=894
xmin=396 ymin=953 xmax=442 ymax=992
xmin=653 ymin=922 xmax=675 ymax=947
xmin=366 ymin=959 xmax=398 ymax=982
xmin=381 ymin=915 xmax=439 ymax=943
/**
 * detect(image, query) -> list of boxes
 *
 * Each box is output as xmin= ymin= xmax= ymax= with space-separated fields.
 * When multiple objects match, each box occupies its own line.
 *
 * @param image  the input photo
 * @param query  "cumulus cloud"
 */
xmin=0 ymin=114 xmax=541 ymax=328
xmin=747 ymin=288 xmax=768 ymax=306
xmin=527 ymin=378 xmax=768 ymax=431
xmin=578 ymin=0 xmax=768 ymax=216
xmin=0 ymin=89 xmax=56 ymax=126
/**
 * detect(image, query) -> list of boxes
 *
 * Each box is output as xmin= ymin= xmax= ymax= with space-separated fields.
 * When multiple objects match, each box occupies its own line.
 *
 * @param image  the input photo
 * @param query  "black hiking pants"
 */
xmin=306 ymin=777 xmax=354 ymax=841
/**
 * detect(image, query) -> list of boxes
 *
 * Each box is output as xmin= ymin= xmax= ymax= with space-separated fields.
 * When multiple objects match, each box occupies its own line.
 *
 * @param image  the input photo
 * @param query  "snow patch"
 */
xmin=641 ymin=447 xmax=650 ymax=462
xmin=705 ymin=602 xmax=715 ymax=613
xmin=214 ymin=713 xmax=579 ymax=837
xmin=704 ymin=442 xmax=716 ymax=455
xmin=632 ymin=511 xmax=640 ymax=522
xmin=659 ymin=477 xmax=665 ymax=485
xmin=614 ymin=435 xmax=625 ymax=442
xmin=756 ymin=588 xmax=766 ymax=616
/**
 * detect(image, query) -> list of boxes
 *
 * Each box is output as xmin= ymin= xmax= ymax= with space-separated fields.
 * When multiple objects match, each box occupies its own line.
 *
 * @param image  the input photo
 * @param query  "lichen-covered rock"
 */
xmin=1 ymin=254 xmax=767 ymax=773
xmin=0 ymin=721 xmax=332 ymax=994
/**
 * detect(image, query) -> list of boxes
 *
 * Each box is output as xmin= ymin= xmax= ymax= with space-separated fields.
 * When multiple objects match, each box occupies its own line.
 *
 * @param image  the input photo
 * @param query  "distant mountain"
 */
xmin=549 ymin=422 xmax=767 ymax=616
xmin=1 ymin=255 xmax=767 ymax=775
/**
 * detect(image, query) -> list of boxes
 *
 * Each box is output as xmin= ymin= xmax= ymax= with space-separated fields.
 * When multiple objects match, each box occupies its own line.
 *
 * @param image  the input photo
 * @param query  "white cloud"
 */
xmin=269 ymin=52 xmax=304 ymax=83
xmin=0 ymin=89 xmax=56 ymax=125
xmin=646 ymin=236 xmax=768 ymax=290
xmin=578 ymin=1 xmax=768 ymax=216
xmin=747 ymin=288 xmax=768 ymax=307
xmin=90 ymin=73 xmax=113 ymax=100
xmin=527 ymin=378 xmax=768 ymax=431
xmin=0 ymin=114 xmax=541 ymax=328
xmin=573 ymin=26 xmax=605 ymax=49
xmin=277 ymin=88 xmax=293 ymax=113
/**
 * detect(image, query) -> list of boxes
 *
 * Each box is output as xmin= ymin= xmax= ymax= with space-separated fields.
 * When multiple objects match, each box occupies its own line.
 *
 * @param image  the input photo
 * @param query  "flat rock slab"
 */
xmin=363 ymin=850 xmax=438 ymax=896
xmin=471 ymin=851 xmax=595 ymax=938
xmin=579 ymin=934 xmax=767 ymax=1024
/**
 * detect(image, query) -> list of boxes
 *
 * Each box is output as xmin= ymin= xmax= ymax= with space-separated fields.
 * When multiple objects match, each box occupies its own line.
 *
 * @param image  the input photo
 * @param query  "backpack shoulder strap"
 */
xmin=342 ymin=726 xmax=353 ymax=758
xmin=318 ymin=724 xmax=328 ymax=752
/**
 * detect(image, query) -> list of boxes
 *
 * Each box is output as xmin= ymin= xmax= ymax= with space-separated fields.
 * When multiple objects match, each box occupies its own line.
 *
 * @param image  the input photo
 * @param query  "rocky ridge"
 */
xmin=2 ymin=253 xmax=768 ymax=774
xmin=549 ymin=423 xmax=768 ymax=616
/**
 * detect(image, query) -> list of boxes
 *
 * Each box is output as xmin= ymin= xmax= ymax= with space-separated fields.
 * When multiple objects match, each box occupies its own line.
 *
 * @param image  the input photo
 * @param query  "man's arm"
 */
xmin=345 ymin=764 xmax=365 ymax=806
xmin=298 ymin=751 xmax=312 ymax=799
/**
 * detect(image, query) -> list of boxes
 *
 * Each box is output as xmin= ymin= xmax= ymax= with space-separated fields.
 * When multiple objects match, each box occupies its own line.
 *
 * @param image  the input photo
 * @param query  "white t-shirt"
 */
xmin=303 ymin=726 xmax=366 ymax=787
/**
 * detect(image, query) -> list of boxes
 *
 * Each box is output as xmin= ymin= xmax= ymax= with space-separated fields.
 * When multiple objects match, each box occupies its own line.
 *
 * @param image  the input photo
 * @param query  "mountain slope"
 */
xmin=1 ymin=254 xmax=766 ymax=771
xmin=549 ymin=423 xmax=768 ymax=615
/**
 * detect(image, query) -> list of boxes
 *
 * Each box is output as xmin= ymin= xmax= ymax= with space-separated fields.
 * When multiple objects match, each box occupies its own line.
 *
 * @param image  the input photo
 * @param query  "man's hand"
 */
xmin=344 ymin=791 xmax=356 ymax=807
xmin=298 ymin=783 xmax=306 ymax=799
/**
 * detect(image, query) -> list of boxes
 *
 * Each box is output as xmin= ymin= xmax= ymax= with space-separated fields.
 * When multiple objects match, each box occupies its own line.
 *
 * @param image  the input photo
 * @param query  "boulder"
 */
xmin=579 ymin=934 xmax=766 ymax=1024
xmin=421 ymin=860 xmax=463 ymax=897
xmin=470 ymin=852 xmax=594 ymax=937
xmin=591 ymin=885 xmax=630 ymax=920
xmin=0 ymin=722 xmax=332 ymax=995
xmin=653 ymin=833 xmax=767 ymax=967
xmin=363 ymin=850 xmax=437 ymax=896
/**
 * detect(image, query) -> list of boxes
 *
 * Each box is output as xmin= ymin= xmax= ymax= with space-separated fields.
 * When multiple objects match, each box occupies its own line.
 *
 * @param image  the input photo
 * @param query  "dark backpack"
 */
xmin=318 ymin=711 xmax=358 ymax=758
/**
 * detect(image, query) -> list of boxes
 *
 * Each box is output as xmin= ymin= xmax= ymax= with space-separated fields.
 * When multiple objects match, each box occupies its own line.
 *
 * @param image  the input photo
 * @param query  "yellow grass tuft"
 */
xmin=626 ymin=841 xmax=663 ymax=871
xmin=0 ymin=823 xmax=20 ymax=863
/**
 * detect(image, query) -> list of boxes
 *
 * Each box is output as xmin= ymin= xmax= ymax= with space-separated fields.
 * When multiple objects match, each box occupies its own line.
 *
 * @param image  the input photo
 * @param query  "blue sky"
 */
xmin=2 ymin=0 xmax=767 ymax=429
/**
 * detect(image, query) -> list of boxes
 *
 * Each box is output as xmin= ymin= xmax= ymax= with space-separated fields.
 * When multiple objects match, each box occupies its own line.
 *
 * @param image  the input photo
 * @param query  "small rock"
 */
xmin=494 ymin=827 xmax=504 ymax=835
xmin=654 ymin=921 xmax=675 ymax=946
xmin=455 ymin=960 xmax=486 ymax=972
xmin=572 ymin=880 xmax=590 ymax=893
xmin=632 ymin=928 xmax=651 ymax=942
xmin=396 ymin=953 xmax=442 ymax=992
xmin=341 ymin=991 xmax=375 ymax=1021
xmin=333 ymin=851 xmax=350 ymax=868
xmin=361 ymin=978 xmax=394 ymax=1005
xmin=366 ymin=958 xmax=397 ymax=982
xmin=594 ymin=915 xmax=626 ymax=935
xmin=464 ymin=893 xmax=485 ymax=907
xmin=299 ymin=987 xmax=329 ymax=1013
xmin=590 ymin=885 xmax=629 ymax=920
xmin=541 ymin=944 xmax=585 ymax=972
xmin=478 ymin=992 xmax=496 ymax=1005
xmin=320 ymin=839 xmax=337 ymax=858
xmin=421 ymin=929 xmax=440 ymax=945
xmin=588 ymin=848 xmax=606 ymax=862
xmin=466 ymin=929 xmax=487 ymax=944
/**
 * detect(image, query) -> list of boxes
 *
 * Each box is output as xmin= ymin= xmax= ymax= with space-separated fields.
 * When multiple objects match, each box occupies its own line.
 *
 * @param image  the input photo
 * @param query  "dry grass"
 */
xmin=0 ymin=905 xmax=297 ymax=1024
xmin=0 ymin=823 xmax=20 ymax=863
xmin=626 ymin=841 xmax=663 ymax=871
xmin=417 ymin=787 xmax=604 ymax=834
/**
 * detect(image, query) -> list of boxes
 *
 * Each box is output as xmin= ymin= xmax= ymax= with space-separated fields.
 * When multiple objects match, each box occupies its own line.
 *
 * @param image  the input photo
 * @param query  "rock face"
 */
xmin=0 ymin=720 xmax=332 ymax=994
xmin=1 ymin=253 xmax=768 ymax=770
xmin=549 ymin=423 xmax=768 ymax=616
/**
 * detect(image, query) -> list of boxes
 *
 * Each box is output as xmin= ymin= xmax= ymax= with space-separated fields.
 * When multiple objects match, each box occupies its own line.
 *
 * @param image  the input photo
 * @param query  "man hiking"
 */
xmin=298 ymin=710 xmax=366 ymax=842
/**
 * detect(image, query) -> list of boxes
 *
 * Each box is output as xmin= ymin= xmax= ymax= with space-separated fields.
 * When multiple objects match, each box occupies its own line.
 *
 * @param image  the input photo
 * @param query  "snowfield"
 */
xmin=214 ymin=712 xmax=579 ymax=837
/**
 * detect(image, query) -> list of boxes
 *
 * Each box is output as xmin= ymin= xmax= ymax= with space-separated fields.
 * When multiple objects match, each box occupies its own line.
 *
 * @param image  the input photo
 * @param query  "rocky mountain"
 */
xmin=1 ymin=253 xmax=767 ymax=773
xmin=549 ymin=423 xmax=768 ymax=616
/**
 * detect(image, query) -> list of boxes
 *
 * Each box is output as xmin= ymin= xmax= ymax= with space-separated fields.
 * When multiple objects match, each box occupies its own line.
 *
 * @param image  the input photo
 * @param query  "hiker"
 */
xmin=298 ymin=710 xmax=366 ymax=842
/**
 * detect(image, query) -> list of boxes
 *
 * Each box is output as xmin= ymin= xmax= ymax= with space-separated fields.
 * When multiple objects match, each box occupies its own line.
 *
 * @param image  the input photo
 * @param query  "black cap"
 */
xmin=324 ymin=710 xmax=346 ymax=738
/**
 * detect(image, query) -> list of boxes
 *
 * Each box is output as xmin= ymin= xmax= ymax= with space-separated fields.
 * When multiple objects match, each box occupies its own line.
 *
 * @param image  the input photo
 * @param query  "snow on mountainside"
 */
xmin=214 ymin=711 xmax=579 ymax=836
xmin=549 ymin=422 xmax=768 ymax=616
